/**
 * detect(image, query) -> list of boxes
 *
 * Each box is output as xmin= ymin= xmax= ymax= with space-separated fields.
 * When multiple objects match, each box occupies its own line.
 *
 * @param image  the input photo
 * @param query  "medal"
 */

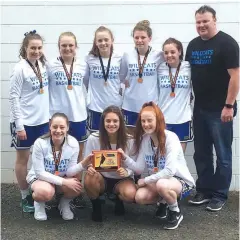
xmin=137 ymin=47 xmax=151 ymax=84
xmin=51 ymin=137 xmax=65 ymax=177
xmin=26 ymin=59 xmax=44 ymax=94
xmin=59 ymin=57 xmax=74 ymax=91
xmin=153 ymin=167 xmax=158 ymax=173
xmin=168 ymin=62 xmax=181 ymax=97
xmin=99 ymin=50 xmax=112 ymax=86
xmin=68 ymin=85 xmax=72 ymax=90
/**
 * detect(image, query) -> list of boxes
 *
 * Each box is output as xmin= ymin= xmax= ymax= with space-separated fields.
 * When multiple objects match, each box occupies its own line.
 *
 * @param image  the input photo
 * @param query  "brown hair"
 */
xmin=195 ymin=5 xmax=216 ymax=18
xmin=41 ymin=112 xmax=69 ymax=140
xmin=58 ymin=32 xmax=78 ymax=49
xmin=19 ymin=31 xmax=46 ymax=65
xmin=99 ymin=105 xmax=128 ymax=151
xmin=162 ymin=37 xmax=184 ymax=60
xmin=132 ymin=20 xmax=152 ymax=38
xmin=89 ymin=26 xmax=114 ymax=57
xmin=134 ymin=102 xmax=166 ymax=157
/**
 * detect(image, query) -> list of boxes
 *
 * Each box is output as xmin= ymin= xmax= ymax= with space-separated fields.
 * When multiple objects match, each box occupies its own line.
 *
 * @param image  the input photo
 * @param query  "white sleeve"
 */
xmin=32 ymin=139 xmax=64 ymax=186
xmin=9 ymin=66 xmax=24 ymax=131
xmin=66 ymin=143 xmax=85 ymax=176
xmin=124 ymin=141 xmax=146 ymax=175
xmin=84 ymin=134 xmax=97 ymax=157
xmin=83 ymin=56 xmax=90 ymax=89
xmin=119 ymin=53 xmax=128 ymax=83
xmin=144 ymin=133 xmax=180 ymax=184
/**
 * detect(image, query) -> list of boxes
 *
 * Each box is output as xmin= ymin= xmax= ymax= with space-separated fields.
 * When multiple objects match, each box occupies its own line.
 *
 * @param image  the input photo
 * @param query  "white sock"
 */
xmin=20 ymin=189 xmax=29 ymax=199
xmin=168 ymin=202 xmax=180 ymax=212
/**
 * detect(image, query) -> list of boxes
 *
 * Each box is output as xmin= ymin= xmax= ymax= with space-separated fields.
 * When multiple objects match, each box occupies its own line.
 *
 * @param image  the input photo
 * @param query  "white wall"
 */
xmin=1 ymin=1 xmax=239 ymax=190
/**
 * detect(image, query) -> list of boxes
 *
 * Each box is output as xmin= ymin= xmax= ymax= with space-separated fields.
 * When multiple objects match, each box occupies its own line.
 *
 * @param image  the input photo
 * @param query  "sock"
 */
xmin=20 ymin=189 xmax=29 ymax=199
xmin=168 ymin=202 xmax=180 ymax=212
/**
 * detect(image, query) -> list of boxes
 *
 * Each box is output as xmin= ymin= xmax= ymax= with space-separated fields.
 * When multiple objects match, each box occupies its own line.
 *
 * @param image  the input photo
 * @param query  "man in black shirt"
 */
xmin=185 ymin=5 xmax=239 ymax=211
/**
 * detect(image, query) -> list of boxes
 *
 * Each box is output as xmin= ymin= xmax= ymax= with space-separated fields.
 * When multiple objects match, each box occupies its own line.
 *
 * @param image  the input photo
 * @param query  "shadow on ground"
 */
xmin=1 ymin=184 xmax=239 ymax=240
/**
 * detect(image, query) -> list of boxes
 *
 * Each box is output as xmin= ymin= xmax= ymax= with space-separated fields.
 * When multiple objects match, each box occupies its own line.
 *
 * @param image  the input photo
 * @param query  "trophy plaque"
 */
xmin=92 ymin=150 xmax=121 ymax=172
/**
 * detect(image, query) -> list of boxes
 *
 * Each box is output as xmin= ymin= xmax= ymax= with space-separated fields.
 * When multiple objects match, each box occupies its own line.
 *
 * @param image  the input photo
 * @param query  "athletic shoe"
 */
xmin=21 ymin=194 xmax=34 ymax=213
xmin=206 ymin=198 xmax=226 ymax=212
xmin=188 ymin=192 xmax=211 ymax=205
xmin=58 ymin=197 xmax=74 ymax=220
xmin=164 ymin=210 xmax=183 ymax=230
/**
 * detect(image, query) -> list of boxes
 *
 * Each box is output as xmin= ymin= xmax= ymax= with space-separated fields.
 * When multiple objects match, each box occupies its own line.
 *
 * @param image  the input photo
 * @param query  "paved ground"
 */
xmin=1 ymin=184 xmax=239 ymax=240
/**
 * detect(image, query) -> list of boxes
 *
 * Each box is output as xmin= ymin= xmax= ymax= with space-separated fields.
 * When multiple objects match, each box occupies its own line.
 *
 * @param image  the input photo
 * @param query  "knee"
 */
xmin=33 ymin=187 xmax=55 ymax=202
xmin=135 ymin=191 xmax=146 ymax=205
xmin=156 ymin=180 xmax=168 ymax=194
xmin=119 ymin=187 xmax=136 ymax=202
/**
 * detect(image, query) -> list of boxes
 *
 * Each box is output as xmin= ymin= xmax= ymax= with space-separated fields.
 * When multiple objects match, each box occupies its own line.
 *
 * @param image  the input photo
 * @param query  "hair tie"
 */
xmin=24 ymin=30 xmax=37 ymax=36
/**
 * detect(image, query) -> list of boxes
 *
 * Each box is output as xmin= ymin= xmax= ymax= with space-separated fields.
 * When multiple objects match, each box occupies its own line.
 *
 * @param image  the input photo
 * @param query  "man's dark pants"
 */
xmin=193 ymin=107 xmax=235 ymax=201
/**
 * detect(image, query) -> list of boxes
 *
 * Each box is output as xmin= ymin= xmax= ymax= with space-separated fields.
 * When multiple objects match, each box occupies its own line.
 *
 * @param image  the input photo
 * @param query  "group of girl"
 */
xmin=9 ymin=20 xmax=194 ymax=230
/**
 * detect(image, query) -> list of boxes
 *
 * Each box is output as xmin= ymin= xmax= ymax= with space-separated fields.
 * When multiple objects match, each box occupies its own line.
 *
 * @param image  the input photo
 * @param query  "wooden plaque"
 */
xmin=92 ymin=150 xmax=121 ymax=172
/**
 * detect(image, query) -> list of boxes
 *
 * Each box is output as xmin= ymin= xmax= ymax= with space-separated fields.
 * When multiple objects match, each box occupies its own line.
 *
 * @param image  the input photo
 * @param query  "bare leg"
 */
xmin=135 ymin=183 xmax=159 ymax=205
xmin=181 ymin=142 xmax=187 ymax=153
xmin=15 ymin=149 xmax=30 ymax=192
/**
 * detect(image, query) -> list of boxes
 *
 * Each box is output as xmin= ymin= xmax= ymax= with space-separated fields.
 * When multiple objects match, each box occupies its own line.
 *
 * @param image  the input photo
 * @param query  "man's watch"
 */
xmin=224 ymin=104 xmax=234 ymax=109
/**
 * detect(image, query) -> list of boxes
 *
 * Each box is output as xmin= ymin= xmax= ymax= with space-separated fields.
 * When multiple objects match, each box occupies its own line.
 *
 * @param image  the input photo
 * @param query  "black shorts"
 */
xmin=102 ymin=176 xmax=134 ymax=194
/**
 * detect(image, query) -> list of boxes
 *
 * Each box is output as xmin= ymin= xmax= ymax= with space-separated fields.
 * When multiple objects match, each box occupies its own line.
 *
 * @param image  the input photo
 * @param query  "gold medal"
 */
xmin=55 ymin=171 xmax=59 ymax=176
xmin=104 ymin=81 xmax=108 ymax=86
xmin=39 ymin=88 xmax=44 ymax=94
xmin=67 ymin=85 xmax=73 ymax=90
xmin=138 ymin=78 xmax=143 ymax=83
xmin=170 ymin=92 xmax=175 ymax=97
xmin=153 ymin=167 xmax=158 ymax=173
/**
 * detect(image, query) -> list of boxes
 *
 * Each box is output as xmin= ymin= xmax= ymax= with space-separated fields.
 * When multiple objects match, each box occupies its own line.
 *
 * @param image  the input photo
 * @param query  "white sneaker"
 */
xmin=34 ymin=201 xmax=47 ymax=221
xmin=58 ymin=197 xmax=74 ymax=220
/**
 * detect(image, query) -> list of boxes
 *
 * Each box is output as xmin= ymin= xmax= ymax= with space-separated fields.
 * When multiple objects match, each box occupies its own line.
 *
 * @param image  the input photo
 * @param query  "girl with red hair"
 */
xmin=118 ymin=102 xmax=195 ymax=230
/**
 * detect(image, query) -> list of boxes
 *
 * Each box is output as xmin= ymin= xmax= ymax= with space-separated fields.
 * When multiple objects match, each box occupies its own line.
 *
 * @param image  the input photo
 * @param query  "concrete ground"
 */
xmin=1 ymin=184 xmax=239 ymax=240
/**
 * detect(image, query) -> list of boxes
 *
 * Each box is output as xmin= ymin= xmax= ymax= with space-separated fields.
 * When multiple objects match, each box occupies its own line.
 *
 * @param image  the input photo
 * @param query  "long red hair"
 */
xmin=134 ymin=102 xmax=166 ymax=158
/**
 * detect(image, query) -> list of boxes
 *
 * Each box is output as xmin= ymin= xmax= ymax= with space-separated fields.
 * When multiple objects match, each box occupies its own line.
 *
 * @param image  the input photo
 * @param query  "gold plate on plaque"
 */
xmin=92 ymin=150 xmax=121 ymax=172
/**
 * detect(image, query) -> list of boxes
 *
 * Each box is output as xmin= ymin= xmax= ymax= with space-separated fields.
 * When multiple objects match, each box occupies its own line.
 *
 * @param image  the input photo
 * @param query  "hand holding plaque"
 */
xmin=92 ymin=150 xmax=121 ymax=172
xmin=117 ymin=167 xmax=128 ymax=177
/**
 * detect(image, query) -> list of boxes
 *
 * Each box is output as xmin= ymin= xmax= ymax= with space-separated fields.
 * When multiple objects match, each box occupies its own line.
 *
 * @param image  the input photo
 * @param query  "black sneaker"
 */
xmin=188 ymin=192 xmax=211 ymax=205
xmin=114 ymin=197 xmax=125 ymax=216
xmin=155 ymin=203 xmax=168 ymax=219
xmin=164 ymin=210 xmax=183 ymax=230
xmin=206 ymin=198 xmax=226 ymax=212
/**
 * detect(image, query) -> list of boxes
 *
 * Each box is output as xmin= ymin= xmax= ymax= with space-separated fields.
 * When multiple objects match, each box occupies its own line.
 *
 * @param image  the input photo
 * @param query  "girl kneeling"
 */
xmin=27 ymin=113 xmax=92 ymax=221
xmin=84 ymin=106 xmax=137 ymax=222
xmin=119 ymin=102 xmax=195 ymax=230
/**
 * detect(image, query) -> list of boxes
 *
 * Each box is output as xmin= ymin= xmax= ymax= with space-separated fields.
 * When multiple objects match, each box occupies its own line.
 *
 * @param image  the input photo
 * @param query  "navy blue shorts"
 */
xmin=87 ymin=109 xmax=102 ymax=132
xmin=122 ymin=109 xmax=139 ymax=127
xmin=166 ymin=121 xmax=193 ymax=142
xmin=10 ymin=122 xmax=49 ymax=150
xmin=69 ymin=120 xmax=88 ymax=142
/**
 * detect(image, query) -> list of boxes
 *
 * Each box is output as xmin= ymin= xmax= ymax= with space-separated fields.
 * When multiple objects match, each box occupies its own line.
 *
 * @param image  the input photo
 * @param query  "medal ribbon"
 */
xmin=98 ymin=51 xmax=112 ymax=84
xmin=168 ymin=62 xmax=181 ymax=95
xmin=59 ymin=57 xmax=74 ymax=89
xmin=26 ymin=59 xmax=43 ymax=93
xmin=150 ymin=138 xmax=158 ymax=168
xmin=137 ymin=46 xmax=151 ymax=79
xmin=50 ymin=138 xmax=65 ymax=173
